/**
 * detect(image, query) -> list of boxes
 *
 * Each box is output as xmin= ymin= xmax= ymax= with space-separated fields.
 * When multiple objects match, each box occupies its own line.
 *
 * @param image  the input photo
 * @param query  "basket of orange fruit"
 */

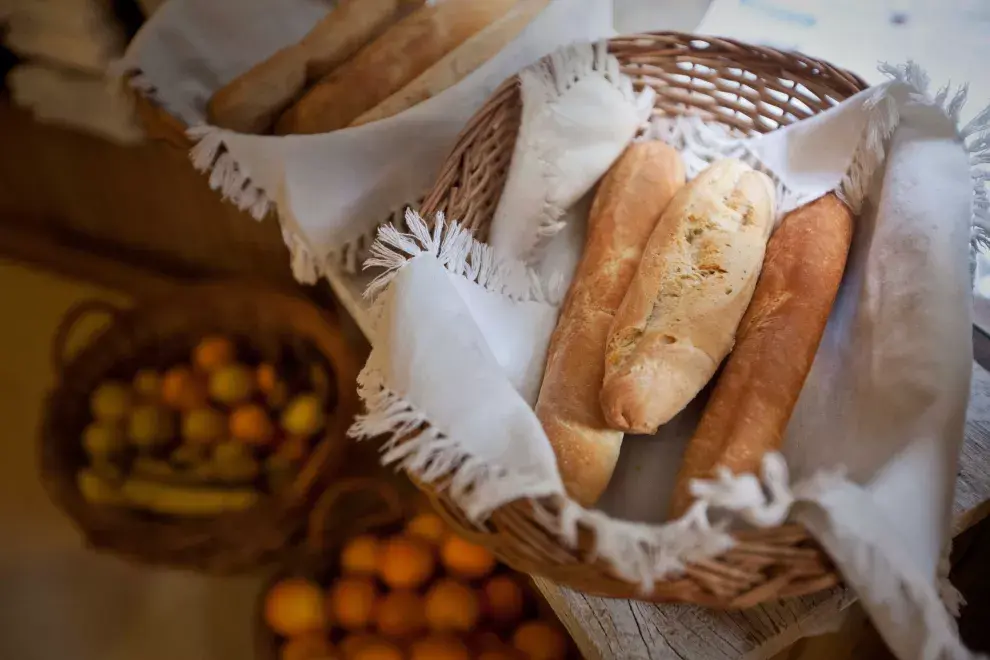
xmin=39 ymin=283 xmax=361 ymax=572
xmin=259 ymin=479 xmax=576 ymax=660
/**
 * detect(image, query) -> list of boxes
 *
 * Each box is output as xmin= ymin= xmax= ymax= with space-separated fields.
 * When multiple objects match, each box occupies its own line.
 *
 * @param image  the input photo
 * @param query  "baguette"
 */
xmin=536 ymin=142 xmax=686 ymax=506
xmin=351 ymin=0 xmax=549 ymax=127
xmin=206 ymin=0 xmax=418 ymax=133
xmin=275 ymin=0 xmax=518 ymax=135
xmin=601 ymin=159 xmax=775 ymax=434
xmin=669 ymin=193 xmax=853 ymax=518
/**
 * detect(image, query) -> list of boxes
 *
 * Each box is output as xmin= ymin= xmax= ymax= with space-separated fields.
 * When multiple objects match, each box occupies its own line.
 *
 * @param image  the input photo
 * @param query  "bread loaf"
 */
xmin=601 ymin=159 xmax=775 ymax=435
xmin=536 ymin=142 xmax=685 ymax=506
xmin=275 ymin=0 xmax=518 ymax=135
xmin=206 ymin=0 xmax=418 ymax=134
xmin=668 ymin=193 xmax=853 ymax=517
xmin=351 ymin=0 xmax=549 ymax=127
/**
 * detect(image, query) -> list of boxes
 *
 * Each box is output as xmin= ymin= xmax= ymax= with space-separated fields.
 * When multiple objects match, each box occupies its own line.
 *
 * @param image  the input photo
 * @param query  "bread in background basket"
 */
xmin=206 ymin=0 xmax=550 ymax=136
xmin=401 ymin=34 xmax=871 ymax=606
xmin=120 ymin=0 xmax=610 ymax=283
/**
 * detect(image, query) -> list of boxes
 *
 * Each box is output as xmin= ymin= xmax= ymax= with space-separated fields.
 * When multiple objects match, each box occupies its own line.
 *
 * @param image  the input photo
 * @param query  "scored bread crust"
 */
xmin=535 ymin=142 xmax=685 ymax=506
xmin=351 ymin=0 xmax=551 ymax=127
xmin=668 ymin=193 xmax=854 ymax=518
xmin=206 ymin=0 xmax=413 ymax=134
xmin=601 ymin=159 xmax=775 ymax=435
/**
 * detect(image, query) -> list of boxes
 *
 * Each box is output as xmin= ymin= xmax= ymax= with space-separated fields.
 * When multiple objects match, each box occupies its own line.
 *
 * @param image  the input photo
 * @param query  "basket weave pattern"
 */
xmin=417 ymin=33 xmax=869 ymax=606
xmin=39 ymin=284 xmax=361 ymax=572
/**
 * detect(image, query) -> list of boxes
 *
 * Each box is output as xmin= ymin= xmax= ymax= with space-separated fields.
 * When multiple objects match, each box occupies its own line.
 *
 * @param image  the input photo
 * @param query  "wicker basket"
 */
xmin=415 ymin=32 xmax=870 ymax=607
xmin=39 ymin=283 xmax=361 ymax=572
xmin=130 ymin=78 xmax=195 ymax=151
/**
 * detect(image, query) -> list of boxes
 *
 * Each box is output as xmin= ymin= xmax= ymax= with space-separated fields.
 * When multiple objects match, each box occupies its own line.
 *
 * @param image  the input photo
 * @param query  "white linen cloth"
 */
xmin=488 ymin=41 xmax=654 ymax=264
xmin=116 ymin=0 xmax=614 ymax=282
xmin=9 ymin=64 xmax=143 ymax=144
xmin=3 ymin=0 xmax=125 ymax=74
xmin=352 ymin=44 xmax=990 ymax=659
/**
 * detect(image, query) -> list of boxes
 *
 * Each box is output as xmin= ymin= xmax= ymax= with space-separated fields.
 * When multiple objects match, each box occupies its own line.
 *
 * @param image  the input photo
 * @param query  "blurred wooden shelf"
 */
xmin=0 ymin=102 xmax=295 ymax=287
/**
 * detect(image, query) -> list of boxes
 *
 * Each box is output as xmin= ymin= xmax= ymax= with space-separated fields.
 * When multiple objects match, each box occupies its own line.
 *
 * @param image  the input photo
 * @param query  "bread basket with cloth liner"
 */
xmin=39 ymin=283 xmax=361 ymax=572
xmin=402 ymin=32 xmax=868 ymax=607
xmin=348 ymin=25 xmax=989 ymax=657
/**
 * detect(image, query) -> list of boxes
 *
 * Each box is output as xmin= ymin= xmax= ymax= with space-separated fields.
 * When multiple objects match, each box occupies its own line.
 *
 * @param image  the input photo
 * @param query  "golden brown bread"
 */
xmin=275 ymin=0 xmax=518 ymax=135
xmin=601 ymin=159 xmax=775 ymax=435
xmin=535 ymin=142 xmax=686 ymax=506
xmin=206 ymin=0 xmax=416 ymax=134
xmin=668 ymin=193 xmax=854 ymax=518
xmin=351 ymin=0 xmax=549 ymax=127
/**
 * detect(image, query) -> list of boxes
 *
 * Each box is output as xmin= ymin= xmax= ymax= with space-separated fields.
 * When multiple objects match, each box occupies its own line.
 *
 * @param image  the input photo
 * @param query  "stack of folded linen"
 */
xmin=2 ymin=0 xmax=142 ymax=143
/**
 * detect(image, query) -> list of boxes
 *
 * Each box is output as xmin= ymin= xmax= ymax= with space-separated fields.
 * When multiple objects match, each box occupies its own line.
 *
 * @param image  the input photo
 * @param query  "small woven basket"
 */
xmin=39 ymin=283 xmax=361 ymax=573
xmin=416 ymin=33 xmax=869 ymax=607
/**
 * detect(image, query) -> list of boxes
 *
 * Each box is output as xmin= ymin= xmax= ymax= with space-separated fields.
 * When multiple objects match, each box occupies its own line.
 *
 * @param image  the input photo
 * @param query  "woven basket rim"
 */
xmin=38 ymin=282 xmax=361 ymax=573
xmin=411 ymin=32 xmax=870 ymax=606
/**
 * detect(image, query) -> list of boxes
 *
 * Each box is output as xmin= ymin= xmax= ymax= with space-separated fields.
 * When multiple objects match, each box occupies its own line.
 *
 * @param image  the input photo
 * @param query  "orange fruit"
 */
xmin=264 ymin=578 xmax=326 ymax=637
xmin=193 ymin=336 xmax=236 ymax=372
xmin=329 ymin=577 xmax=379 ymax=630
xmin=375 ymin=590 xmax=425 ymax=638
xmin=406 ymin=513 xmax=447 ymax=546
xmin=440 ymin=535 xmax=497 ymax=580
xmin=341 ymin=535 xmax=380 ymax=575
xmin=132 ymin=369 xmax=162 ymax=402
xmin=161 ymin=366 xmax=208 ymax=411
xmin=512 ymin=622 xmax=567 ymax=660
xmin=181 ymin=407 xmax=226 ymax=444
xmin=378 ymin=536 xmax=435 ymax=590
xmin=424 ymin=578 xmax=479 ymax=632
xmin=209 ymin=363 xmax=256 ymax=405
xmin=257 ymin=363 xmax=278 ymax=394
xmin=280 ymin=632 xmax=336 ymax=660
xmin=339 ymin=634 xmax=375 ymax=660
xmin=409 ymin=634 xmax=470 ymax=660
xmin=483 ymin=576 xmax=525 ymax=624
xmin=230 ymin=403 xmax=275 ymax=445
xmin=350 ymin=639 xmax=402 ymax=660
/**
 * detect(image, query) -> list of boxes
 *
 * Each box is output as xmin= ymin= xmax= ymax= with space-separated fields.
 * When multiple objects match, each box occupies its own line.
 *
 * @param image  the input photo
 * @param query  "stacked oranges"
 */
xmin=264 ymin=513 xmax=570 ymax=660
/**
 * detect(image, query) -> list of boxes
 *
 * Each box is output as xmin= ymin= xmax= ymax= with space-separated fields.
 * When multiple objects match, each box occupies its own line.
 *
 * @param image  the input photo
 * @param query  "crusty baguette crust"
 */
xmin=206 ymin=0 xmax=409 ymax=134
xmin=536 ymin=142 xmax=685 ymax=506
xmin=601 ymin=159 xmax=775 ymax=434
xmin=275 ymin=0 xmax=517 ymax=135
xmin=350 ymin=0 xmax=549 ymax=127
xmin=669 ymin=193 xmax=854 ymax=517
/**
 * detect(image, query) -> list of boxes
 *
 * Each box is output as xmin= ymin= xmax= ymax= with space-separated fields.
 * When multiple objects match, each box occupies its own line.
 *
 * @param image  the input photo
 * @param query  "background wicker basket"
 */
xmin=39 ymin=283 xmax=361 ymax=572
xmin=416 ymin=32 xmax=870 ymax=607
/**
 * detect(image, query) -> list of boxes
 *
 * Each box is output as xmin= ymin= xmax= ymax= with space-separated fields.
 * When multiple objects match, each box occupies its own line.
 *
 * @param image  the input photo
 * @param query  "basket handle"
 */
xmin=51 ymin=299 xmax=123 ymax=377
xmin=306 ymin=478 xmax=405 ymax=553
